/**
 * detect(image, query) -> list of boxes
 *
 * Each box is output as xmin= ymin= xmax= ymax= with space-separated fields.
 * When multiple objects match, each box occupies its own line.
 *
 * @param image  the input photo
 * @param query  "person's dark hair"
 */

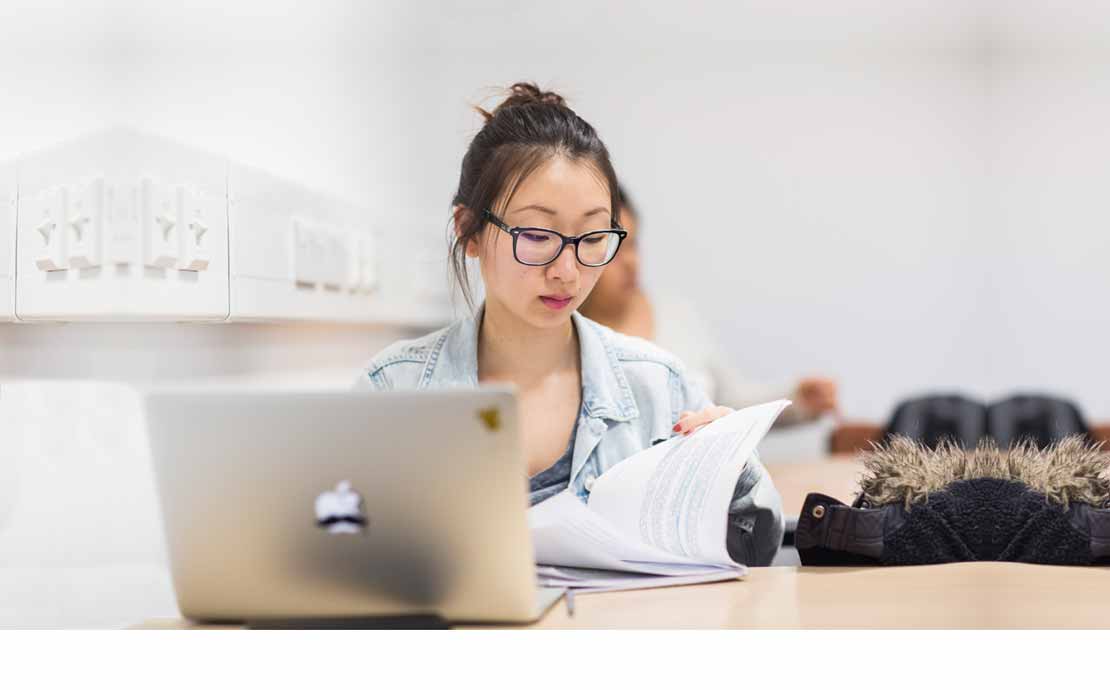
xmin=450 ymin=82 xmax=621 ymax=310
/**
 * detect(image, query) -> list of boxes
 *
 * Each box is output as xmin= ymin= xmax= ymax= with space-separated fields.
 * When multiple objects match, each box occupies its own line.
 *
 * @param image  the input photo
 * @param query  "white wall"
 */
xmin=382 ymin=1 xmax=1110 ymax=428
xmin=0 ymin=0 xmax=401 ymax=206
xmin=983 ymin=4 xmax=1110 ymax=419
xmin=383 ymin=1 xmax=992 ymax=428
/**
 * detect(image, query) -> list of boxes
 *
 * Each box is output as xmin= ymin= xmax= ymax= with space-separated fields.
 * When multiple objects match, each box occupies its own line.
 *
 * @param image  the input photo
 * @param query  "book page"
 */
xmin=528 ymin=491 xmax=738 ymax=576
xmin=586 ymin=400 xmax=790 ymax=566
xmin=535 ymin=565 xmax=746 ymax=592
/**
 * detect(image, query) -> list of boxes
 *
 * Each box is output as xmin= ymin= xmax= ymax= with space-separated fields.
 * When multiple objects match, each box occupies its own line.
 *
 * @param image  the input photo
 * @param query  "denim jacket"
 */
xmin=353 ymin=307 xmax=784 ymax=565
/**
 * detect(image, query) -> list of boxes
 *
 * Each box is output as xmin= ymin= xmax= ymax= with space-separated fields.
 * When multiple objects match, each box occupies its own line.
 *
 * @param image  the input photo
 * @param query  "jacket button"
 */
xmin=584 ymin=476 xmax=596 ymax=492
xmin=812 ymin=505 xmax=826 ymax=519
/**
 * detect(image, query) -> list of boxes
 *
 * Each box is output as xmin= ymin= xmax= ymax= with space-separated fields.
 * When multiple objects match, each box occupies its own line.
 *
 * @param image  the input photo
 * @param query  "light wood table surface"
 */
xmin=526 ymin=562 xmax=1110 ymax=629
xmin=137 ymin=459 xmax=1110 ymax=630
xmin=139 ymin=562 xmax=1110 ymax=629
xmin=766 ymin=455 xmax=865 ymax=517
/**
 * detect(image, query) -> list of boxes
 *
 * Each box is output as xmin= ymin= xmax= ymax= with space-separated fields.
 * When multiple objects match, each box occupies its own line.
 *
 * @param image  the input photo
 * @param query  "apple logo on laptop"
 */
xmin=314 ymin=480 xmax=367 ymax=534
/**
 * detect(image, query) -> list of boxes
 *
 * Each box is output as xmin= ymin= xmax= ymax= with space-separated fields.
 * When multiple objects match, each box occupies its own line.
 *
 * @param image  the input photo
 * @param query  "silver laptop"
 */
xmin=143 ymin=386 xmax=564 ymax=626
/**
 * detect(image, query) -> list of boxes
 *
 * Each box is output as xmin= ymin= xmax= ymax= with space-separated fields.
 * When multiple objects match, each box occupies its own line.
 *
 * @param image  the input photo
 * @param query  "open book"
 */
xmin=528 ymin=400 xmax=790 ymax=592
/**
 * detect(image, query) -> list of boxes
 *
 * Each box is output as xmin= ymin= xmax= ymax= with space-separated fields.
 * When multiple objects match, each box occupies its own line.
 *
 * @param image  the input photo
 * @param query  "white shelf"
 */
xmin=6 ymin=128 xmax=451 ymax=327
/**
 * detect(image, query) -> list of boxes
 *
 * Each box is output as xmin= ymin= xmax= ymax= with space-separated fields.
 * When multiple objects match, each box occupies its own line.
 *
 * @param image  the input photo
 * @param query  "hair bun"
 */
xmin=477 ymin=82 xmax=566 ymax=122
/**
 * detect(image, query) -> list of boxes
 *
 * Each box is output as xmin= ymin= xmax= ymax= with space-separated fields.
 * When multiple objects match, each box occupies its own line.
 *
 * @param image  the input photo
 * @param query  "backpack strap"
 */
xmin=796 ymin=493 xmax=886 ymax=564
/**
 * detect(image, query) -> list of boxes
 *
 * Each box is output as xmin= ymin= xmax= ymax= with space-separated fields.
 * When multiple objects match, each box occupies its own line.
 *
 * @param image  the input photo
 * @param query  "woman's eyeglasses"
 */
xmin=482 ymin=209 xmax=627 ymax=267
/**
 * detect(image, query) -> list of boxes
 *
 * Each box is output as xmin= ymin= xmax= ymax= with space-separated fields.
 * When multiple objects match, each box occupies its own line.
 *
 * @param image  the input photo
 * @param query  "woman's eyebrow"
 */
xmin=510 ymin=204 xmax=557 ymax=216
xmin=510 ymin=204 xmax=611 ymax=217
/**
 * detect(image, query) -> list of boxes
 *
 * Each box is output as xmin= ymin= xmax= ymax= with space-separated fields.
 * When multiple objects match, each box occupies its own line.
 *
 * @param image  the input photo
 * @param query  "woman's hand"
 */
xmin=793 ymin=377 xmax=839 ymax=417
xmin=674 ymin=405 xmax=734 ymax=436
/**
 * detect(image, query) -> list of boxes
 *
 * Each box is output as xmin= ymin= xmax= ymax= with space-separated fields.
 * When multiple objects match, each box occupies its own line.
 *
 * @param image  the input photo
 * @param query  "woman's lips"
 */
xmin=540 ymin=296 xmax=573 ymax=310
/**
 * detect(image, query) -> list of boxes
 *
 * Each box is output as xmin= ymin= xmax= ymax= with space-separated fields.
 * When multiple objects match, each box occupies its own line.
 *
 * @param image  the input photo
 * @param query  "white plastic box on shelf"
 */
xmin=6 ymin=127 xmax=452 ymax=327
xmin=15 ymin=129 xmax=230 ymax=322
xmin=0 ymin=163 xmax=14 ymax=321
xmin=229 ymin=163 xmax=394 ymax=324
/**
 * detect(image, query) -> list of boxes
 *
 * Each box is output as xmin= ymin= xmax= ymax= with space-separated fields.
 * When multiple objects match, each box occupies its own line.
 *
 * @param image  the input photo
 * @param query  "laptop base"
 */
xmin=246 ymin=615 xmax=451 ymax=629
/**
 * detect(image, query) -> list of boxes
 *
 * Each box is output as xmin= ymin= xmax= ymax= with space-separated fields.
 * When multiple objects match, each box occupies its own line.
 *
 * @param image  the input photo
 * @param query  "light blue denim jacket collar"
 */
xmin=420 ymin=304 xmax=639 ymax=425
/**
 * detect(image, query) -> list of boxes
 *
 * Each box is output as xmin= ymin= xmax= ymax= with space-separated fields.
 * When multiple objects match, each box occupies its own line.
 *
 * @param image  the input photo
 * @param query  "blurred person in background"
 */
xmin=579 ymin=186 xmax=839 ymax=428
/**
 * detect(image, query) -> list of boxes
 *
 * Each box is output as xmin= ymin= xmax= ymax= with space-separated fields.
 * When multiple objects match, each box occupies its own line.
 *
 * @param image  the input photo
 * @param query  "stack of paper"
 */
xmin=528 ymin=400 xmax=790 ymax=592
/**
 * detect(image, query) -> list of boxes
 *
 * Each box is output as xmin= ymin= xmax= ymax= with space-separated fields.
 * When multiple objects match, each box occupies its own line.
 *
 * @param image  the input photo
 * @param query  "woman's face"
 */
xmin=469 ymin=156 xmax=613 ymax=331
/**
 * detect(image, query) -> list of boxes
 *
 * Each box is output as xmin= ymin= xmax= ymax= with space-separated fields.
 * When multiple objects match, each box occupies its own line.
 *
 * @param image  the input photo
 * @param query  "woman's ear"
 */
xmin=453 ymin=205 xmax=481 ymax=258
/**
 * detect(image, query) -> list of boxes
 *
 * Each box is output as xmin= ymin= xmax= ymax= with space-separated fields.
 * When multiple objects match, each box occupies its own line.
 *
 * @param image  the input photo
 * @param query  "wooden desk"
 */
xmin=766 ymin=455 xmax=864 ymax=516
xmin=138 ymin=562 xmax=1110 ymax=629
xmin=528 ymin=562 xmax=1110 ymax=629
xmin=137 ymin=461 xmax=1110 ymax=629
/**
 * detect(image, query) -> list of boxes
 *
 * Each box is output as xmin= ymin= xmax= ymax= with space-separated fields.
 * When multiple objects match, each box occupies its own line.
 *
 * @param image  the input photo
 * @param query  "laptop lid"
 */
xmin=143 ymin=387 xmax=538 ymax=623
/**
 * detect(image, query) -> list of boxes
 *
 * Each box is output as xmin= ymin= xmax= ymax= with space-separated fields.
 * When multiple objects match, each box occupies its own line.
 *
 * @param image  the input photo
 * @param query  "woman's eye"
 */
xmin=520 ymin=232 xmax=551 ymax=243
xmin=582 ymin=235 xmax=605 ymax=245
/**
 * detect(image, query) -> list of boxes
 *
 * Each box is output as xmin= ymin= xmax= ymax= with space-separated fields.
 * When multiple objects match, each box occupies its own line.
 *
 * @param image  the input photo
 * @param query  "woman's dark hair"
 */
xmin=450 ymin=82 xmax=622 ymax=310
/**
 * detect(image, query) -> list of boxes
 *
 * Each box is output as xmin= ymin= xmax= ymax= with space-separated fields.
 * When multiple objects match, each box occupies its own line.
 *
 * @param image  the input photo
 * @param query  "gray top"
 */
xmin=527 ymin=415 xmax=579 ymax=506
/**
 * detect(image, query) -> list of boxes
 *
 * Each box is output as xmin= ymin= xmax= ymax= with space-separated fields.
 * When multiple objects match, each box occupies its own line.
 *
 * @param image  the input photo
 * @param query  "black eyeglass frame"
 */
xmin=481 ymin=209 xmax=628 ymax=267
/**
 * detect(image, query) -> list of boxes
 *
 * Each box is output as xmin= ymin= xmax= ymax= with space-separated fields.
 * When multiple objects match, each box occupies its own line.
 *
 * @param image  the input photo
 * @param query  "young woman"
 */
xmin=579 ymin=186 xmax=840 ymax=427
xmin=356 ymin=83 xmax=783 ymax=565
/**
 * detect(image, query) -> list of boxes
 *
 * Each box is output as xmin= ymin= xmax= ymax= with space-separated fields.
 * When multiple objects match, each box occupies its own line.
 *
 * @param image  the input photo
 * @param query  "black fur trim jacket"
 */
xmin=796 ymin=437 xmax=1110 ymax=566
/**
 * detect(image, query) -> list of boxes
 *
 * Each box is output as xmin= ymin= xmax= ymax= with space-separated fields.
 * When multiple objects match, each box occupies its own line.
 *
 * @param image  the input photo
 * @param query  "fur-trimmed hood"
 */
xmin=858 ymin=435 xmax=1110 ymax=509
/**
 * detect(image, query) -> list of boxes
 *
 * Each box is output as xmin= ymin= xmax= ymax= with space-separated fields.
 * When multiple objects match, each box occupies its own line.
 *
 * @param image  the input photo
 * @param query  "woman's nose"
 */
xmin=545 ymin=243 xmax=580 ymax=281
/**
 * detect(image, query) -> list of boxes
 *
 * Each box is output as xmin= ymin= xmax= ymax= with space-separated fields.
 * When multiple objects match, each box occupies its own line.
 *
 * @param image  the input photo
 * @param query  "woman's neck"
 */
xmin=477 ymin=299 xmax=579 ymax=385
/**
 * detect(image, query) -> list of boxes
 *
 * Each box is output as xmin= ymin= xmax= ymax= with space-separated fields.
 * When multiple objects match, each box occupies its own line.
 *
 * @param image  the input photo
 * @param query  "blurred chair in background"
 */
xmin=829 ymin=393 xmax=1110 ymax=454
xmin=988 ymin=395 xmax=1091 ymax=449
xmin=883 ymin=394 xmax=988 ymax=450
xmin=578 ymin=186 xmax=839 ymax=428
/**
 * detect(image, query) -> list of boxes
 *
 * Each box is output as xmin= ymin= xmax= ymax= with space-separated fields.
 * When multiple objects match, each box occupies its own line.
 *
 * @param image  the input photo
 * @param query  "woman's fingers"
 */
xmin=675 ymin=409 xmax=712 ymax=431
xmin=674 ymin=405 xmax=733 ymax=435
xmin=685 ymin=406 xmax=731 ymax=435
xmin=673 ymin=410 xmax=694 ymax=432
